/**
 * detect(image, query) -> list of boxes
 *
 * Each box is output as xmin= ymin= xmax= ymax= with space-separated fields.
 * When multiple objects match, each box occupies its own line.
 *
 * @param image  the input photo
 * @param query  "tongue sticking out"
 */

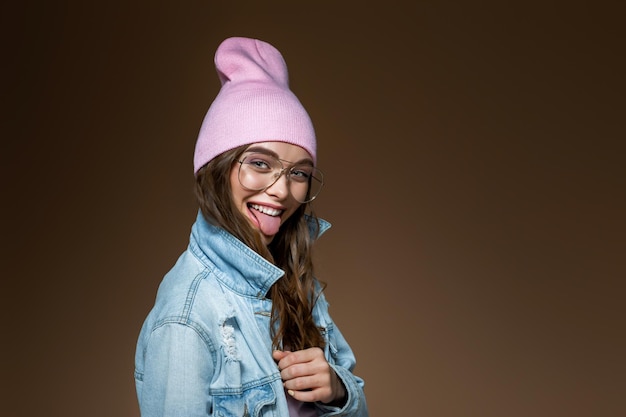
xmin=253 ymin=209 xmax=282 ymax=237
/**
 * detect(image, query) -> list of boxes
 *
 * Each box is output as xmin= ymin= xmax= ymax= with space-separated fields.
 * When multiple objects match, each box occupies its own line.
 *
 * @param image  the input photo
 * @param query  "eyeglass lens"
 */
xmin=238 ymin=153 xmax=323 ymax=203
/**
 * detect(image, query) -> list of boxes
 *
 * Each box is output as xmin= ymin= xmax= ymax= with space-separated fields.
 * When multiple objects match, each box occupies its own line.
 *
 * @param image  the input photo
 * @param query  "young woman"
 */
xmin=134 ymin=36 xmax=368 ymax=416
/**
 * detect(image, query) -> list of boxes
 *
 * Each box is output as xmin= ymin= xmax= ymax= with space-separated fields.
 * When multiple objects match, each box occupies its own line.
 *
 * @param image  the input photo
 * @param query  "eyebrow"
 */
xmin=244 ymin=146 xmax=314 ymax=166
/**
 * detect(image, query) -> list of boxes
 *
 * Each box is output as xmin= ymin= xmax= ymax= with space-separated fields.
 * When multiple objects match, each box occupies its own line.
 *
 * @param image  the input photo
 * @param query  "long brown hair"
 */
xmin=195 ymin=145 xmax=325 ymax=350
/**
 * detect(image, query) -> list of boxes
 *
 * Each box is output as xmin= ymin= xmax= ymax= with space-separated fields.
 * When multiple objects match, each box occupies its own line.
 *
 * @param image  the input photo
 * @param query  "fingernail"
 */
xmin=288 ymin=390 xmax=295 ymax=397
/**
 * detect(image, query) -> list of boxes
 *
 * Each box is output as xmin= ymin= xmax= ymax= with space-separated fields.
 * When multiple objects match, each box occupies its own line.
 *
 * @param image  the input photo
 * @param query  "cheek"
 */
xmin=282 ymin=204 xmax=302 ymax=223
xmin=229 ymin=166 xmax=239 ymax=191
xmin=229 ymin=167 xmax=247 ymax=207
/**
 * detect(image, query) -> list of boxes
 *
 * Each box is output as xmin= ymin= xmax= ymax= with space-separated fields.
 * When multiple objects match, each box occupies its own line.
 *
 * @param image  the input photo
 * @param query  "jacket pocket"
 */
xmin=212 ymin=383 xmax=276 ymax=417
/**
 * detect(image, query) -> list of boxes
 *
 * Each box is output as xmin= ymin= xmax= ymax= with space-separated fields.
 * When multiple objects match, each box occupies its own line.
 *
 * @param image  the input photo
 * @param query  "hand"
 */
xmin=272 ymin=347 xmax=347 ymax=405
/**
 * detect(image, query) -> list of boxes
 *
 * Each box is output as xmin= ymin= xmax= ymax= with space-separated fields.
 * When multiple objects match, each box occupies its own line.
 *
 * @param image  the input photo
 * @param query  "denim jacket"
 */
xmin=135 ymin=212 xmax=368 ymax=416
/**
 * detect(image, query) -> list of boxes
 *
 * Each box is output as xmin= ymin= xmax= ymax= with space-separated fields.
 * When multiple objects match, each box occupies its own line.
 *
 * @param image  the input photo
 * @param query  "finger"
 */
xmin=278 ymin=347 xmax=323 ymax=370
xmin=272 ymin=350 xmax=291 ymax=363
xmin=297 ymin=347 xmax=324 ymax=361
xmin=286 ymin=387 xmax=332 ymax=404
xmin=274 ymin=351 xmax=297 ymax=374
xmin=279 ymin=360 xmax=308 ymax=381
xmin=282 ymin=374 xmax=320 ymax=392
xmin=276 ymin=352 xmax=302 ymax=372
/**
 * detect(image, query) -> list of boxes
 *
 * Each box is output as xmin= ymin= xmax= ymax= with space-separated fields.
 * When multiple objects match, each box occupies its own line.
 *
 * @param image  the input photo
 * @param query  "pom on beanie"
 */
xmin=193 ymin=37 xmax=317 ymax=174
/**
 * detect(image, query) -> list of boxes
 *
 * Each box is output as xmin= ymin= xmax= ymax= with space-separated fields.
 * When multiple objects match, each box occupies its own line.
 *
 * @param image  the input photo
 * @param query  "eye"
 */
xmin=289 ymin=166 xmax=313 ymax=182
xmin=244 ymin=154 xmax=274 ymax=172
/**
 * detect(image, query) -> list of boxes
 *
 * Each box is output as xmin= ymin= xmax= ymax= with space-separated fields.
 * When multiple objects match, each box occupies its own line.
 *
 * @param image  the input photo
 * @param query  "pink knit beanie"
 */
xmin=193 ymin=37 xmax=317 ymax=174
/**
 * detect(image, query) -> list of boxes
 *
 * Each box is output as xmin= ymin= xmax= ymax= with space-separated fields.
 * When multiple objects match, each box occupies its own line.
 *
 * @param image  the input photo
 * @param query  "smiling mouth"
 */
xmin=248 ymin=203 xmax=283 ymax=217
xmin=247 ymin=203 xmax=284 ymax=238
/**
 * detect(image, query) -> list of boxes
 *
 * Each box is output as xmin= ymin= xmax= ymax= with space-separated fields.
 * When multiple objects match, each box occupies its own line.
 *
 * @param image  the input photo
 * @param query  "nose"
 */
xmin=264 ymin=170 xmax=290 ymax=199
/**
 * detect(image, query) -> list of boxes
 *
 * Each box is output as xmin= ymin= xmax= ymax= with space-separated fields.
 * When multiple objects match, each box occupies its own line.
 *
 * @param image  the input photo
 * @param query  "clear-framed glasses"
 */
xmin=237 ymin=152 xmax=324 ymax=203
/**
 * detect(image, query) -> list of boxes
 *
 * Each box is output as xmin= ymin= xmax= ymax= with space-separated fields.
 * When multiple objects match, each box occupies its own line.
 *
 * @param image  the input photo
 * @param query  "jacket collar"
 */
xmin=189 ymin=210 xmax=330 ymax=297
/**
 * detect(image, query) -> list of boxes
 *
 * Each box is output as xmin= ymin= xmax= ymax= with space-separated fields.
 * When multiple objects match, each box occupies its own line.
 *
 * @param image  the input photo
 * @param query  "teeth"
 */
xmin=250 ymin=204 xmax=282 ymax=217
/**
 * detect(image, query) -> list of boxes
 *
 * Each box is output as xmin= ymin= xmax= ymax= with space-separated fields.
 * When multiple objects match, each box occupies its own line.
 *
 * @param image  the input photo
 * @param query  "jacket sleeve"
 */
xmin=136 ymin=322 xmax=215 ymax=417
xmin=316 ymin=320 xmax=369 ymax=416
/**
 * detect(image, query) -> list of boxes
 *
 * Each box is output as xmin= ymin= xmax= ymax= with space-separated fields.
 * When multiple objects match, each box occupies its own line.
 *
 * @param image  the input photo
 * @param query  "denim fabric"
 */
xmin=135 ymin=211 xmax=368 ymax=416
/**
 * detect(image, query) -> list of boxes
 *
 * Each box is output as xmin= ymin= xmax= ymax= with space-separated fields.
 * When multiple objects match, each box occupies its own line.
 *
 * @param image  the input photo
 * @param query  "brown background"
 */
xmin=3 ymin=2 xmax=624 ymax=416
